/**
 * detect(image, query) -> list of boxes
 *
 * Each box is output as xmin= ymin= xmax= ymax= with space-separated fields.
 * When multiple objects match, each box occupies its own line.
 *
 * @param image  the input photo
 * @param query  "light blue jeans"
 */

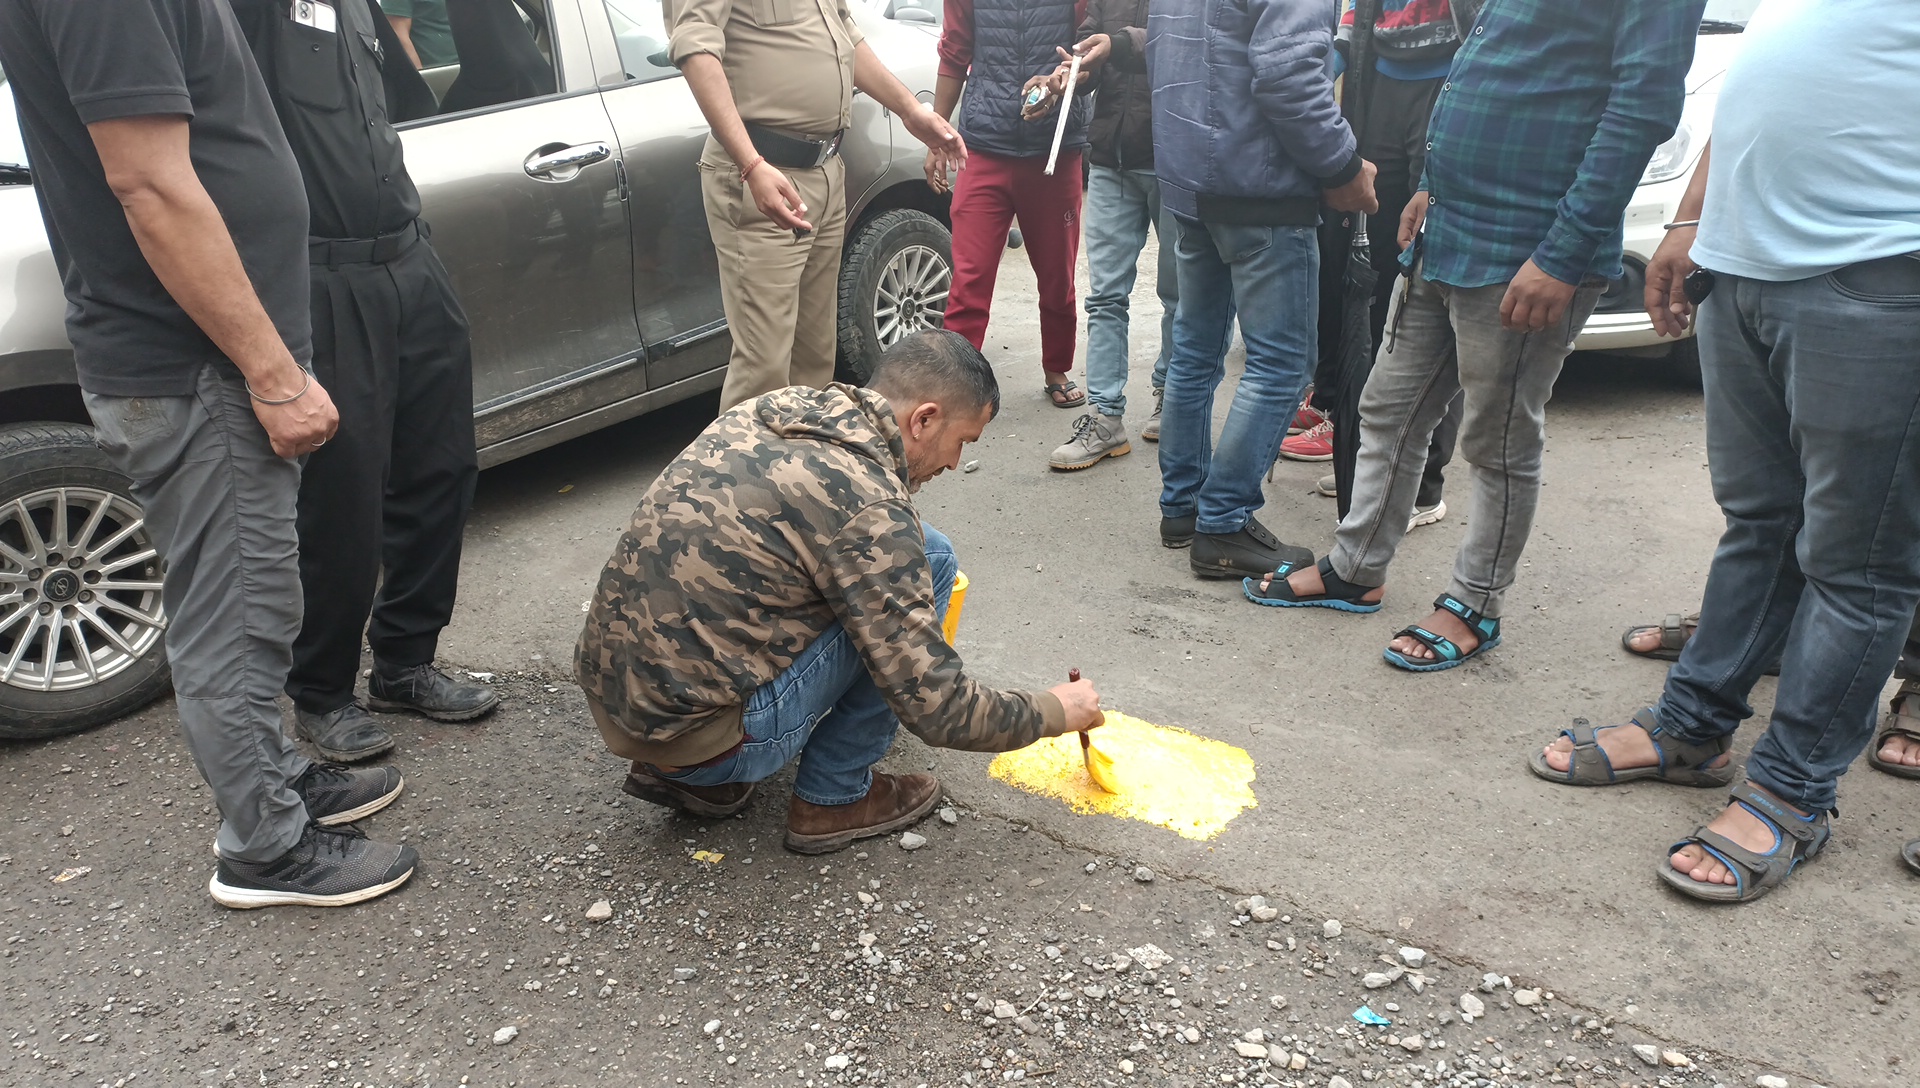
xmin=658 ymin=524 xmax=956 ymax=806
xmin=1084 ymin=166 xmax=1175 ymax=418
xmin=1157 ymin=216 xmax=1318 ymax=534
xmin=1655 ymin=259 xmax=1920 ymax=813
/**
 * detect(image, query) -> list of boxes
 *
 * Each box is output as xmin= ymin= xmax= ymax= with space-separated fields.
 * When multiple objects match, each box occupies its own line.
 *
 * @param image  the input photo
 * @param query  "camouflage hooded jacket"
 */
xmin=575 ymin=383 xmax=1066 ymax=766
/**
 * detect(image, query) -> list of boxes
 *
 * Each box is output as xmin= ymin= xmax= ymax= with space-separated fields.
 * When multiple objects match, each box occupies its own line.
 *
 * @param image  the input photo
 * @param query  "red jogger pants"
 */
xmin=943 ymin=148 xmax=1083 ymax=376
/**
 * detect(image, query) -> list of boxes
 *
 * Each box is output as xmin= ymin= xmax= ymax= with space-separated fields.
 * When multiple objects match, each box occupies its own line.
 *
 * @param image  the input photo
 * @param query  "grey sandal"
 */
xmin=1904 ymin=840 xmax=1920 ymax=877
xmin=1867 ymin=680 xmax=1920 ymax=780
xmin=1527 ymin=707 xmax=1735 ymax=787
xmin=1659 ymin=782 xmax=1830 ymax=903
xmin=1621 ymin=613 xmax=1694 ymax=662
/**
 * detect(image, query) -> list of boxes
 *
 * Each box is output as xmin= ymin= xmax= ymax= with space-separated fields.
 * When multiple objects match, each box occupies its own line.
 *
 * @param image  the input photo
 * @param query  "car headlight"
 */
xmin=1641 ymin=93 xmax=1715 ymax=185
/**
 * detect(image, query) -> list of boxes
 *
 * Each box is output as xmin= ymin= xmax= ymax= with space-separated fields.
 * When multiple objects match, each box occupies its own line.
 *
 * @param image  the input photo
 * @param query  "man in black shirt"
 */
xmin=0 ymin=0 xmax=418 ymax=908
xmin=231 ymin=0 xmax=498 ymax=763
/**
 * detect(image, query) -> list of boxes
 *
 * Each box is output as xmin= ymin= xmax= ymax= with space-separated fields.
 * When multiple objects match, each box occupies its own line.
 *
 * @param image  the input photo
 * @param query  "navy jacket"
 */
xmin=939 ymin=0 xmax=1091 ymax=159
xmin=1147 ymin=0 xmax=1360 ymax=224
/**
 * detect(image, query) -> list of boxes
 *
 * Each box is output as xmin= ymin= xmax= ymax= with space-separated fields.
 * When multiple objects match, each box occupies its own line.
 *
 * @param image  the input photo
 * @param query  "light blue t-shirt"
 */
xmin=1692 ymin=0 xmax=1920 ymax=281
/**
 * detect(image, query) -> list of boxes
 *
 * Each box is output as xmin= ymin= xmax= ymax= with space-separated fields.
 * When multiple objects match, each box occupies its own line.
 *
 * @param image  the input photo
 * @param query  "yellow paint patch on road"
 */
xmin=989 ymin=712 xmax=1256 ymax=840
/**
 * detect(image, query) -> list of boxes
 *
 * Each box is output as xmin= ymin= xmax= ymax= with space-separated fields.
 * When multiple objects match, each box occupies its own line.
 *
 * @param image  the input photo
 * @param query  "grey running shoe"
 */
xmin=294 ymin=703 xmax=394 ymax=763
xmin=368 ymin=661 xmax=500 ymax=722
xmin=209 ymin=823 xmax=417 ymax=909
xmin=1050 ymin=413 xmax=1131 ymax=471
xmin=295 ymin=762 xmax=405 ymax=825
xmin=1141 ymin=387 xmax=1164 ymax=443
xmin=1315 ymin=473 xmax=1337 ymax=498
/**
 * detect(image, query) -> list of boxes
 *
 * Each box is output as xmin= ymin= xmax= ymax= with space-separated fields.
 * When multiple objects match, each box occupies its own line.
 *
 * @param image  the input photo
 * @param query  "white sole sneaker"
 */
xmin=1408 ymin=500 xmax=1447 ymax=530
xmin=208 ymin=865 xmax=415 ymax=910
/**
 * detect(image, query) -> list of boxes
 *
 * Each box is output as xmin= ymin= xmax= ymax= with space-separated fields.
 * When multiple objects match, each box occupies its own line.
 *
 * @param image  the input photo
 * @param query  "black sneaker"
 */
xmin=295 ymin=762 xmax=404 ymax=825
xmin=368 ymin=661 xmax=500 ymax=723
xmin=209 ymin=823 xmax=417 ymax=909
xmin=1190 ymin=516 xmax=1313 ymax=579
xmin=1161 ymin=514 xmax=1196 ymax=549
xmin=294 ymin=702 xmax=394 ymax=763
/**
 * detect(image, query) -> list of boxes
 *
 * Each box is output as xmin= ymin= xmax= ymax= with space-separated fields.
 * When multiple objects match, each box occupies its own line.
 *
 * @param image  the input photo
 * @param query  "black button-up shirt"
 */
xmin=232 ymin=0 xmax=421 ymax=241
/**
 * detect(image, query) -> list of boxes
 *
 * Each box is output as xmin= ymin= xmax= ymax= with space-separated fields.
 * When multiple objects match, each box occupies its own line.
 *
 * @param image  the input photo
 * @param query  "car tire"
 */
xmin=0 ymin=423 xmax=171 ymax=741
xmin=836 ymin=209 xmax=953 ymax=384
xmin=1669 ymin=337 xmax=1703 ymax=389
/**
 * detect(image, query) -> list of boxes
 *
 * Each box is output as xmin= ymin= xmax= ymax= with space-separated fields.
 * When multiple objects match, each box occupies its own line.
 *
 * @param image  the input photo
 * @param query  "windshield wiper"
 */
xmin=1698 ymin=19 xmax=1746 ymax=32
xmin=0 ymin=163 xmax=30 ymax=184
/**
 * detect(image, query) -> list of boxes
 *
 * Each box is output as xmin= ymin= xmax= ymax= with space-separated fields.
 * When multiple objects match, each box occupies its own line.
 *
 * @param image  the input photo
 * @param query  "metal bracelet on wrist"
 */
xmin=246 ymin=370 xmax=313 ymax=406
xmin=1663 ymin=220 xmax=1701 ymax=231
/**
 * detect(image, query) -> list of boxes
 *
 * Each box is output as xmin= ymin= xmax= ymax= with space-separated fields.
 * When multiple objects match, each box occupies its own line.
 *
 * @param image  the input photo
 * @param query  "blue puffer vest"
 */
xmin=958 ymin=0 xmax=1090 ymax=159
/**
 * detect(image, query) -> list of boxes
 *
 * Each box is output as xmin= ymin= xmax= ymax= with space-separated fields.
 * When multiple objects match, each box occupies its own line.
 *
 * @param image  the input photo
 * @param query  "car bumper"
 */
xmin=1573 ymin=174 xmax=1693 ymax=355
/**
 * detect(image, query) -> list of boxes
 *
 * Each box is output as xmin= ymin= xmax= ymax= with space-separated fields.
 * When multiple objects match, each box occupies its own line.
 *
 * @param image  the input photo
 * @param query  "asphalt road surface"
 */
xmin=2 ymin=245 xmax=1912 ymax=1088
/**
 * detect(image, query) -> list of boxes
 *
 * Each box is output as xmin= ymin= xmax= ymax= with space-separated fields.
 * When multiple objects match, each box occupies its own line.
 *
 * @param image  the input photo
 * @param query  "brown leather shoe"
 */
xmin=784 ymin=772 xmax=942 ymax=855
xmin=620 ymin=762 xmax=754 ymax=818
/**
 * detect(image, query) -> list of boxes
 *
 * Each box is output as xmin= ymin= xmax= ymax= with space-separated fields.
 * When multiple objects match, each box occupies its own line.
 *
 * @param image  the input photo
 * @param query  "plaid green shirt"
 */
xmin=1414 ymin=0 xmax=1707 ymax=288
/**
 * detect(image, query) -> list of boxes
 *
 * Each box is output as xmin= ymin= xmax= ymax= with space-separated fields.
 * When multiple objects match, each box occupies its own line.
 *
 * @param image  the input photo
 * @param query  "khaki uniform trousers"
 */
xmin=701 ymin=151 xmax=848 ymax=410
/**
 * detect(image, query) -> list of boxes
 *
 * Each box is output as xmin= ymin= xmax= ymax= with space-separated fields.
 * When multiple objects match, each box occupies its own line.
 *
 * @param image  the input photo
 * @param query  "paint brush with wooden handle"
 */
xmin=1070 ymin=668 xmax=1119 ymax=792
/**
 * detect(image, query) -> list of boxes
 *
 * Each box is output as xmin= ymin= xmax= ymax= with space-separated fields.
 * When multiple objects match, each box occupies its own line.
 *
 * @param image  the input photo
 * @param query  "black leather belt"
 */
xmin=745 ymin=122 xmax=845 ymax=170
xmin=310 ymin=219 xmax=422 ymax=267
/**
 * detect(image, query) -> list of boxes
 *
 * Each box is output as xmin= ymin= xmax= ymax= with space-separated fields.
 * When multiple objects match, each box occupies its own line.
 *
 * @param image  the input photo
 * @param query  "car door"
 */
xmin=392 ymin=0 xmax=641 ymax=452
xmin=587 ymin=0 xmax=729 ymax=388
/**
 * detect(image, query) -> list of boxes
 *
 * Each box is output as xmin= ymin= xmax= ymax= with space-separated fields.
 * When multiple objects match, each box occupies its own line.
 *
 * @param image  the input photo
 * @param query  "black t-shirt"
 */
xmin=230 ymin=0 xmax=422 ymax=240
xmin=0 ymin=0 xmax=312 ymax=396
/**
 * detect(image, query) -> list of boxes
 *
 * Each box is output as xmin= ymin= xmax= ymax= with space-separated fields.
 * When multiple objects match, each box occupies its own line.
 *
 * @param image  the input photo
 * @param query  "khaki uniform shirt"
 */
xmin=667 ymin=0 xmax=864 ymax=142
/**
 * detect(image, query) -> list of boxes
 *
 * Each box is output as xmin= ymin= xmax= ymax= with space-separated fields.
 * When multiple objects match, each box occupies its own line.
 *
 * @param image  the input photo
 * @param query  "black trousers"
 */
xmin=1315 ymin=71 xmax=1462 ymax=509
xmin=286 ymin=233 xmax=479 ymax=713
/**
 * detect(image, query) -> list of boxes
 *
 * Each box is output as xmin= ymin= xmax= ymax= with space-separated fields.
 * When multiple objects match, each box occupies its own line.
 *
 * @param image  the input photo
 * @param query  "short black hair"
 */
xmin=867 ymin=330 xmax=1001 ymax=418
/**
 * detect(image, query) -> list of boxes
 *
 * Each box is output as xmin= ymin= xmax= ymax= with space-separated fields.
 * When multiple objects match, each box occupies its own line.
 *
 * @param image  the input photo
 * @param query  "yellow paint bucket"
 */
xmin=942 ymin=571 xmax=969 ymax=645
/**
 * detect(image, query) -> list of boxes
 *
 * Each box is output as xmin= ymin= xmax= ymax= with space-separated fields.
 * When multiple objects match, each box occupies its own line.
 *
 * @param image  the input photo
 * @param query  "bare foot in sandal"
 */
xmin=1257 ymin=563 xmax=1385 ymax=605
xmin=1670 ymin=785 xmax=1810 ymax=887
xmin=1879 ymin=686 xmax=1920 ymax=770
xmin=1540 ymin=718 xmax=1731 ymax=776
xmin=1388 ymin=607 xmax=1480 ymax=664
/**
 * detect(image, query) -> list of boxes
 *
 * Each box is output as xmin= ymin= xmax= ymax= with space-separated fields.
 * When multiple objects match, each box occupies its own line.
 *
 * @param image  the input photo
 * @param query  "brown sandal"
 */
xmin=1045 ymin=380 xmax=1085 ymax=409
xmin=1869 ymin=680 xmax=1920 ymax=780
xmin=1622 ymin=610 xmax=1780 ymax=676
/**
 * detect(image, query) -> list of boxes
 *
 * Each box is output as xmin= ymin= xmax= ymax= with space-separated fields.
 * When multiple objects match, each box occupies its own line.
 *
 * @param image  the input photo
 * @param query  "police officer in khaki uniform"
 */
xmin=668 ymin=0 xmax=968 ymax=409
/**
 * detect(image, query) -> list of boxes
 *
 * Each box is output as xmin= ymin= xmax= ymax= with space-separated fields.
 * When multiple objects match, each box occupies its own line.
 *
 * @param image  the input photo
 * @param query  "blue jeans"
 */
xmin=658 ymin=524 xmax=956 ymax=806
xmin=1655 ymin=260 xmax=1920 ymax=813
xmin=1158 ymin=217 xmax=1317 ymax=534
xmin=1084 ymin=166 xmax=1175 ymax=418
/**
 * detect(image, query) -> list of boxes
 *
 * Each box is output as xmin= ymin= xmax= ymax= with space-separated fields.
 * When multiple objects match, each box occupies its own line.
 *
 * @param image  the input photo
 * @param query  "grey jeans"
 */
xmin=85 ymin=364 xmax=311 ymax=862
xmin=1331 ymin=262 xmax=1602 ymax=617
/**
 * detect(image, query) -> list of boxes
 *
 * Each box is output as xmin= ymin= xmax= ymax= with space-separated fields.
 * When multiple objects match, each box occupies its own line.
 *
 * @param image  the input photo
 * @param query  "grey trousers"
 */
xmin=85 ymin=364 xmax=311 ymax=862
xmin=1331 ymin=262 xmax=1603 ymax=617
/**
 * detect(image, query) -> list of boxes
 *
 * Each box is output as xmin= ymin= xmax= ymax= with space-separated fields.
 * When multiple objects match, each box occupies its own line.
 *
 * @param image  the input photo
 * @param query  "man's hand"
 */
xmin=1399 ymin=191 xmax=1429 ymax=253
xmin=248 ymin=368 xmax=341 ymax=459
xmin=1643 ymin=224 xmax=1700 ymax=338
xmin=903 ymin=101 xmax=967 ymax=192
xmin=746 ymin=164 xmax=812 ymax=232
xmin=1048 ymin=677 xmax=1103 ymax=734
xmin=1020 ymin=74 xmax=1061 ymax=122
xmin=1324 ymin=159 xmax=1379 ymax=214
xmin=1500 ymin=259 xmax=1579 ymax=332
xmin=1050 ymin=36 xmax=1110 ymax=89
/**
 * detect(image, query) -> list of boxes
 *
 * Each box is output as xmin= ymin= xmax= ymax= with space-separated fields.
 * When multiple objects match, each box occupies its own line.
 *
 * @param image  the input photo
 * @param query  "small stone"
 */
xmin=1459 ymin=994 xmax=1485 ymax=1018
xmin=1322 ymin=919 xmax=1343 ymax=938
xmin=1241 ymin=1029 xmax=1265 ymax=1044
xmin=1133 ymin=866 xmax=1155 ymax=883
xmin=1250 ymin=906 xmax=1280 ymax=922
xmin=1399 ymin=1035 xmax=1425 ymax=1052
xmin=585 ymin=900 xmax=613 ymax=922
xmin=962 ymin=460 xmax=980 ymax=473
xmin=60 ymin=825 xmax=74 ymax=837
xmin=1329 ymin=1079 xmax=1353 ymax=1088
xmin=857 ymin=891 xmax=875 ymax=905
xmin=824 ymin=1054 xmax=851 ymax=1071
xmin=994 ymin=1002 xmax=1018 ymax=1020
xmin=1632 ymin=1045 xmax=1659 ymax=1067
xmin=1084 ymin=861 xmax=1098 ymax=874
xmin=1181 ymin=1026 xmax=1201 ymax=1044
xmin=1287 ymin=1052 xmax=1308 ymax=1071
xmin=1662 ymin=1051 xmax=1692 ymax=1068
xmin=1363 ymin=973 xmax=1395 ymax=989
xmin=1081 ymin=985 xmax=1107 ymax=999
xmin=1513 ymin=988 xmax=1542 ymax=1006
xmin=491 ymin=1026 xmax=518 ymax=1046
xmin=1757 ymin=1076 xmax=1788 ymax=1088
xmin=1232 ymin=1041 xmax=1269 ymax=1060
xmin=938 ymin=807 xmax=959 ymax=825
xmin=1014 ymin=1016 xmax=1042 ymax=1035
xmin=703 ymin=1020 xmax=722 ymax=1036
xmin=1481 ymin=973 xmax=1510 ymax=992
xmin=672 ymin=967 xmax=698 ymax=982
xmin=899 ymin=831 xmax=927 ymax=850
xmin=1266 ymin=940 xmax=1284 ymax=952
xmin=1398 ymin=946 xmax=1427 ymax=968
xmin=1119 ymin=1059 xmax=1136 ymax=1075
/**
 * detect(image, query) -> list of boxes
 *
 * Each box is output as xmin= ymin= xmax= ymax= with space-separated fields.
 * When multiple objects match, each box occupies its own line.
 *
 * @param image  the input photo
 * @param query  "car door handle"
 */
xmin=524 ymin=142 xmax=612 ymax=179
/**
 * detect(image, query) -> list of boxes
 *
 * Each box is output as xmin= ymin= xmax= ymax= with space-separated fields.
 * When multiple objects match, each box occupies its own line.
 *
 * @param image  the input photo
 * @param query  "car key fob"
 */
xmin=1683 ymin=268 xmax=1715 ymax=305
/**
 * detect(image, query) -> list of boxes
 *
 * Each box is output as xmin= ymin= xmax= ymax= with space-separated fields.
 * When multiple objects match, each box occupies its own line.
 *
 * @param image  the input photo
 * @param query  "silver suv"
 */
xmin=0 ymin=0 xmax=953 ymax=738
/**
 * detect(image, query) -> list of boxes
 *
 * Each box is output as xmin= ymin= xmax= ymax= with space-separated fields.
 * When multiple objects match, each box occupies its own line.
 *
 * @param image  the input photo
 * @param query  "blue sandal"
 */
xmin=1382 ymin=594 xmax=1501 ymax=672
xmin=1658 ymin=782 xmax=1830 ymax=903
xmin=1242 ymin=557 xmax=1383 ymax=613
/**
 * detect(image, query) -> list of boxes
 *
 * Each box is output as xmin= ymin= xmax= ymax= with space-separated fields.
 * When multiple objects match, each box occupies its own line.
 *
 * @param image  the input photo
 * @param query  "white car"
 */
xmin=1572 ymin=0 xmax=1761 ymax=373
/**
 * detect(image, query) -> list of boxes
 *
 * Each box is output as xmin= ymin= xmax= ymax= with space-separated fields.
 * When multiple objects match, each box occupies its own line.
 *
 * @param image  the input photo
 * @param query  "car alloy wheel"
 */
xmin=873 ymin=242 xmax=950 ymax=347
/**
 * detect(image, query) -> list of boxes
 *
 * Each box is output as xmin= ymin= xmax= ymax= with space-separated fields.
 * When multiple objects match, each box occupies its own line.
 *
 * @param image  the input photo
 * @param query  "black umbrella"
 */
xmin=1329 ymin=211 xmax=1377 ymax=519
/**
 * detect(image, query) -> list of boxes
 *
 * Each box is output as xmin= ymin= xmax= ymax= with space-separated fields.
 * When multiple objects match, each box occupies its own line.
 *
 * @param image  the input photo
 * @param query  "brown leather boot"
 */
xmin=784 ymin=772 xmax=942 ymax=855
xmin=620 ymin=762 xmax=754 ymax=818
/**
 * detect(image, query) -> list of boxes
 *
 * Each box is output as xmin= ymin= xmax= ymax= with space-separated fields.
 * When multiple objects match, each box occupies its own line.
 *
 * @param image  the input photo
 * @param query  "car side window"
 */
xmin=601 ymin=0 xmax=681 ymax=83
xmin=387 ymin=0 xmax=562 ymax=120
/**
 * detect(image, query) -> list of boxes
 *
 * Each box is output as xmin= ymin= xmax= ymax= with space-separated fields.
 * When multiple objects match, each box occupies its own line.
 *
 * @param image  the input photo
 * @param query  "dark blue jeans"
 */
xmin=1656 ymin=259 xmax=1920 ymax=812
xmin=1157 ymin=217 xmax=1317 ymax=534
xmin=658 ymin=524 xmax=956 ymax=806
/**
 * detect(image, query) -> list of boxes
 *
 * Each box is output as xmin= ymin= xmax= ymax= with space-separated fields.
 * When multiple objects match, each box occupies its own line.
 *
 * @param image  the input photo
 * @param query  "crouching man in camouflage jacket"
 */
xmin=576 ymin=331 xmax=1104 ymax=853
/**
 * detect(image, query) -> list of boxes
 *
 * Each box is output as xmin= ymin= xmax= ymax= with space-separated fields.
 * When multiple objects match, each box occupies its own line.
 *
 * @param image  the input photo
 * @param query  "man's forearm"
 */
xmin=389 ymin=16 xmax=424 ymax=68
xmin=933 ymin=74 xmax=965 ymax=123
xmin=853 ymin=41 xmax=923 ymax=119
xmin=1672 ymin=140 xmax=1711 ymax=222
xmin=679 ymin=53 xmax=759 ymax=168
xmin=89 ymin=117 xmax=305 ymax=396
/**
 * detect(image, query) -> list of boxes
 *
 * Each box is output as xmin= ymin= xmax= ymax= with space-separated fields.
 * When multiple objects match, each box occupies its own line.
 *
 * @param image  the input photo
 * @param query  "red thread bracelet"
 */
xmin=741 ymin=155 xmax=766 ymax=182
